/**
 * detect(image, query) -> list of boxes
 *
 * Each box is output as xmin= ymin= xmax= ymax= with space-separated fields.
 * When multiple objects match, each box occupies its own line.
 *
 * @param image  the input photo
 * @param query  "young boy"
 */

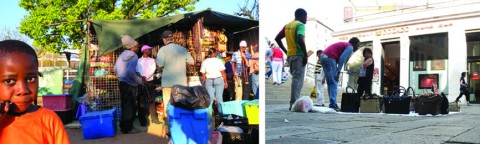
xmin=315 ymin=50 xmax=326 ymax=106
xmin=0 ymin=40 xmax=70 ymax=143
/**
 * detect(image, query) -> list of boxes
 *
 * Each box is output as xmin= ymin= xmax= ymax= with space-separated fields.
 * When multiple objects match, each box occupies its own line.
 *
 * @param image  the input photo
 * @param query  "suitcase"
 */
xmin=340 ymin=86 xmax=359 ymax=113
xmin=384 ymin=86 xmax=412 ymax=114
xmin=359 ymin=94 xmax=382 ymax=113
xmin=416 ymin=93 xmax=443 ymax=115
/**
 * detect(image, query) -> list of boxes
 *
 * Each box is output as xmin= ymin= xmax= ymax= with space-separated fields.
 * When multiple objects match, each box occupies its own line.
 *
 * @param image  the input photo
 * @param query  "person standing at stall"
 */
xmin=357 ymin=48 xmax=374 ymax=97
xmin=250 ymin=44 xmax=260 ymax=97
xmin=275 ymin=8 xmax=308 ymax=110
xmin=232 ymin=40 xmax=251 ymax=100
xmin=201 ymin=48 xmax=228 ymax=112
xmin=224 ymin=55 xmax=236 ymax=101
xmin=321 ymin=37 xmax=360 ymax=110
xmin=136 ymin=45 xmax=160 ymax=125
xmin=156 ymin=30 xmax=195 ymax=128
xmin=114 ymin=35 xmax=143 ymax=134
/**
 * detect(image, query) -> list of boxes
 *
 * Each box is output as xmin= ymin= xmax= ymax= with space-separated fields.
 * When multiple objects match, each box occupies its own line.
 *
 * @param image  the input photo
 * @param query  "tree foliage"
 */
xmin=19 ymin=0 xmax=199 ymax=53
xmin=235 ymin=0 xmax=258 ymax=20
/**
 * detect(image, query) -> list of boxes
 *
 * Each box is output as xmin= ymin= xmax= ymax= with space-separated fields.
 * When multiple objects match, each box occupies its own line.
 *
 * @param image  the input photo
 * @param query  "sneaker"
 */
xmin=273 ymin=82 xmax=277 ymax=85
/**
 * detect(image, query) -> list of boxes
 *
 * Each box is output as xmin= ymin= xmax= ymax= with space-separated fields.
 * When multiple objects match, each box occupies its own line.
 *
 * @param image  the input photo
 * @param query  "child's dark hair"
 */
xmin=208 ymin=48 xmax=216 ymax=57
xmin=461 ymin=72 xmax=466 ymax=77
xmin=362 ymin=48 xmax=372 ymax=57
xmin=316 ymin=50 xmax=323 ymax=55
xmin=0 ymin=40 xmax=38 ymax=65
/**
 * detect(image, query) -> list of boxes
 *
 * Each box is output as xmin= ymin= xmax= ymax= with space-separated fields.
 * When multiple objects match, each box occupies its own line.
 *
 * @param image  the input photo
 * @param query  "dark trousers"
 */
xmin=137 ymin=81 xmax=158 ymax=125
xmin=224 ymin=73 xmax=236 ymax=101
xmin=357 ymin=77 xmax=372 ymax=96
xmin=456 ymin=88 xmax=470 ymax=102
xmin=119 ymin=82 xmax=138 ymax=133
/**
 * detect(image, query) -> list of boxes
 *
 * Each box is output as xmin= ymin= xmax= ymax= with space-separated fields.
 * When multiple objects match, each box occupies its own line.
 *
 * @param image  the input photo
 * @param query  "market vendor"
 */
xmin=156 ymin=30 xmax=194 ymax=130
xmin=136 ymin=45 xmax=160 ymax=125
xmin=232 ymin=40 xmax=252 ymax=100
xmin=114 ymin=35 xmax=143 ymax=134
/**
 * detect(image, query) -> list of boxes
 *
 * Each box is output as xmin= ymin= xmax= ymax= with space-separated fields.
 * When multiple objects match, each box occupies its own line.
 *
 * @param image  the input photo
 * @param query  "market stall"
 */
xmin=70 ymin=9 xmax=259 ymax=120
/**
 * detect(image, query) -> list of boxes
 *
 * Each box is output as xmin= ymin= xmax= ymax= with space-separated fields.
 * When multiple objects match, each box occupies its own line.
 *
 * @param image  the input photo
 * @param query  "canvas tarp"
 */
xmin=90 ymin=9 xmax=258 ymax=56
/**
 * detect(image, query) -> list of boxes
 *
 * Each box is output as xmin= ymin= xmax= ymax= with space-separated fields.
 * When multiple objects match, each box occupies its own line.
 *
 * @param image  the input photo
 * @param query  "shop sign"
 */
xmin=472 ymin=71 xmax=479 ymax=80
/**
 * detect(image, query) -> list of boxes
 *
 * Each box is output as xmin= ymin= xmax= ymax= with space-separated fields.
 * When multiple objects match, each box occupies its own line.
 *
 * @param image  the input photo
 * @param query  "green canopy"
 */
xmin=71 ymin=9 xmax=258 ymax=103
xmin=90 ymin=9 xmax=258 ymax=56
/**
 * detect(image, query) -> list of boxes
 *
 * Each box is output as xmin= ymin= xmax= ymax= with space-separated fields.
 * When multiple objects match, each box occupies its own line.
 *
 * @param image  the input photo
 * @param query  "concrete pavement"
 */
xmin=266 ymin=104 xmax=480 ymax=143
xmin=266 ymin=76 xmax=480 ymax=143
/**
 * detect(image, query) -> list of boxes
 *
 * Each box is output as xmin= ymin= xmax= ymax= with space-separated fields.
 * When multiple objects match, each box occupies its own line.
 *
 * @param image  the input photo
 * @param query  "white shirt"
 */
xmin=200 ymin=58 xmax=226 ymax=78
xmin=137 ymin=57 xmax=156 ymax=81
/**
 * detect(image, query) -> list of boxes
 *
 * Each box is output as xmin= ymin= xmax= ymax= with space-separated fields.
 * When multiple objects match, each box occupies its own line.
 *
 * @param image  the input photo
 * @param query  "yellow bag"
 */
xmin=310 ymin=87 xmax=316 ymax=98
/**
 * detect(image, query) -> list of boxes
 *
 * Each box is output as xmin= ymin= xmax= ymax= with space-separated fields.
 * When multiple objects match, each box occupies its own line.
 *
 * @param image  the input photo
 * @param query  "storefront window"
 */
xmin=409 ymin=33 xmax=448 ymax=93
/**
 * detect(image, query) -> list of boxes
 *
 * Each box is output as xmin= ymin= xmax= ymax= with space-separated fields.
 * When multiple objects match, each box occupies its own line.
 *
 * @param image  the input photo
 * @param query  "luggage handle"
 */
xmin=404 ymin=87 xmax=415 ymax=98
xmin=362 ymin=93 xmax=379 ymax=100
xmin=346 ymin=86 xmax=356 ymax=94
xmin=389 ymin=86 xmax=406 ymax=97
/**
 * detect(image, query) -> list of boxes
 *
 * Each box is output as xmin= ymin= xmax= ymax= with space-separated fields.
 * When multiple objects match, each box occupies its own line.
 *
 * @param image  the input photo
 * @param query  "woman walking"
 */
xmin=271 ymin=44 xmax=284 ymax=85
xmin=455 ymin=72 xmax=470 ymax=105
xmin=201 ymin=48 xmax=228 ymax=113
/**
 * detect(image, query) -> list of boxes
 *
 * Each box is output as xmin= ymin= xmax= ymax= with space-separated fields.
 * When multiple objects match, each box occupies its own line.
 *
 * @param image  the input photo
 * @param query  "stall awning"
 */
xmin=90 ymin=9 xmax=258 ymax=56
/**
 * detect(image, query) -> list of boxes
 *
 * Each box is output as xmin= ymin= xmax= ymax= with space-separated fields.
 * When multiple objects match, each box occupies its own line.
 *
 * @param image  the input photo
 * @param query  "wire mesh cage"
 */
xmin=86 ymin=35 xmax=123 ymax=120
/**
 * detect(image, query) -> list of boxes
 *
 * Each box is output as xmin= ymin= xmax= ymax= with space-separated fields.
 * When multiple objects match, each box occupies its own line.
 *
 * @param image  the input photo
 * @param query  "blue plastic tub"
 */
xmin=168 ymin=104 xmax=210 ymax=144
xmin=220 ymin=100 xmax=249 ymax=117
xmin=79 ymin=109 xmax=117 ymax=140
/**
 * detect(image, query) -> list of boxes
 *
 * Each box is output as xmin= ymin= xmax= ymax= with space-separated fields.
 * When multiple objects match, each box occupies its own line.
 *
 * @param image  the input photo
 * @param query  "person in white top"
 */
xmin=136 ymin=45 xmax=160 ymax=125
xmin=201 ymin=48 xmax=228 ymax=113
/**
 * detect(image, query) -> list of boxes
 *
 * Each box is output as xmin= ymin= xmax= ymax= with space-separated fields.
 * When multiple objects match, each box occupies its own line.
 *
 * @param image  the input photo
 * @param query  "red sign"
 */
xmin=472 ymin=72 xmax=479 ymax=80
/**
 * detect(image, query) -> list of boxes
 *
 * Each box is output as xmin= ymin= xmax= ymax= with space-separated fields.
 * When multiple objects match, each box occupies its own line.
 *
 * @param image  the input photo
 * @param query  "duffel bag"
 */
xmin=416 ymin=93 xmax=443 ymax=115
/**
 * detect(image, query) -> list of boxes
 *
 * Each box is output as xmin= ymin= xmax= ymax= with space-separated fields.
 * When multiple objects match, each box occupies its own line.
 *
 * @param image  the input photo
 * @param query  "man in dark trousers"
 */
xmin=275 ymin=8 xmax=308 ymax=110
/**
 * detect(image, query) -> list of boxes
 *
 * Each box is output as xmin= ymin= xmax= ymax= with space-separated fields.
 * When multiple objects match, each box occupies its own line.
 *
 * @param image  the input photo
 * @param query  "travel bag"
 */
xmin=340 ymin=86 xmax=360 ymax=113
xmin=383 ymin=86 xmax=412 ymax=114
xmin=359 ymin=93 xmax=382 ymax=113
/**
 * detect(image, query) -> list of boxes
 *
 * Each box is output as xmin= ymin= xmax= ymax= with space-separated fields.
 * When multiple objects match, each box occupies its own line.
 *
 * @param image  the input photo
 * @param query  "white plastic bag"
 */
xmin=291 ymin=96 xmax=313 ymax=113
xmin=311 ymin=106 xmax=337 ymax=114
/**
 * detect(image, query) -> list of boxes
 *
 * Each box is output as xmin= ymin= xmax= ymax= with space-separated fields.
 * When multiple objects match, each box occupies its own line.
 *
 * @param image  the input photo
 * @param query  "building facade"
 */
xmin=334 ymin=1 xmax=480 ymax=103
xmin=304 ymin=18 xmax=334 ymax=84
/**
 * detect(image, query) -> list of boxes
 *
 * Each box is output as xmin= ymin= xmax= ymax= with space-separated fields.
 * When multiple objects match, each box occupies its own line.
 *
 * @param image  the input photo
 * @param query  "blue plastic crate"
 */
xmin=220 ymin=100 xmax=249 ymax=117
xmin=79 ymin=109 xmax=117 ymax=140
xmin=168 ymin=104 xmax=210 ymax=144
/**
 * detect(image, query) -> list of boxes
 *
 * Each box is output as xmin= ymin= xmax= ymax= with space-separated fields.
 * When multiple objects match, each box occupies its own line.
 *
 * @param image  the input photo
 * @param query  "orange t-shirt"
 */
xmin=0 ymin=107 xmax=71 ymax=144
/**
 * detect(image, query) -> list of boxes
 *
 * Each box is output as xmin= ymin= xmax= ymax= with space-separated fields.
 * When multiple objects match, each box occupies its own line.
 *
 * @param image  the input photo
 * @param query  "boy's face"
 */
xmin=0 ymin=53 xmax=39 ymax=113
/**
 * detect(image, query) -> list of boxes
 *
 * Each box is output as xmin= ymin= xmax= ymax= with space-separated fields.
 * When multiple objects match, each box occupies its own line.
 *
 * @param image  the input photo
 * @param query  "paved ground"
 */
xmin=266 ymin=75 xmax=480 ymax=144
xmin=266 ymin=104 xmax=480 ymax=144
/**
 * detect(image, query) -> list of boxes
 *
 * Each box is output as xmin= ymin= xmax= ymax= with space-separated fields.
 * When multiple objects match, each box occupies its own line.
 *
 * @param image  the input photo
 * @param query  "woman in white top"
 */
xmin=136 ymin=45 xmax=160 ymax=124
xmin=201 ymin=48 xmax=228 ymax=113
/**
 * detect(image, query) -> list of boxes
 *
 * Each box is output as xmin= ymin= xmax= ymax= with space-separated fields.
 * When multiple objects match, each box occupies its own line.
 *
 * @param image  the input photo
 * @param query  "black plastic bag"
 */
xmin=170 ymin=85 xmax=211 ymax=110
